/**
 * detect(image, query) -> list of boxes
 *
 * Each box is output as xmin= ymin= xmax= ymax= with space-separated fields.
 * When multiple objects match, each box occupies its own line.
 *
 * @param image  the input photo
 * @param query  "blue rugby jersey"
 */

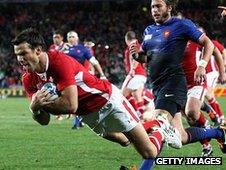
xmin=142 ymin=17 xmax=203 ymax=85
xmin=65 ymin=44 xmax=92 ymax=65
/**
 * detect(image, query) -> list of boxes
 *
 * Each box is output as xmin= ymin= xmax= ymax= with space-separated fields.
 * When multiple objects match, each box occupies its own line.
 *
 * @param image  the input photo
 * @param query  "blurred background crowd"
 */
xmin=0 ymin=0 xmax=226 ymax=88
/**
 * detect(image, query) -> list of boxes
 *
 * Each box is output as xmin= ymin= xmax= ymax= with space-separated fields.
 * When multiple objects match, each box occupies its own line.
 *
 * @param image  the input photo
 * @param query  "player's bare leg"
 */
xmin=206 ymin=87 xmax=225 ymax=125
xmin=104 ymin=132 xmax=130 ymax=147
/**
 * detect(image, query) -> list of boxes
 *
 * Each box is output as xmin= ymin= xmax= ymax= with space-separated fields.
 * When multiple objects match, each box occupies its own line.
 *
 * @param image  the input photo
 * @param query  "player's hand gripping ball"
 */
xmin=41 ymin=82 xmax=59 ymax=101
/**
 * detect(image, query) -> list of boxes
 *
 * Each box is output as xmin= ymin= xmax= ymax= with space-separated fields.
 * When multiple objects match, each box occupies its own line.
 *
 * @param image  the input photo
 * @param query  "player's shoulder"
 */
xmin=48 ymin=50 xmax=65 ymax=59
xmin=75 ymin=44 xmax=85 ymax=49
xmin=143 ymin=24 xmax=157 ymax=35
xmin=175 ymin=17 xmax=196 ymax=27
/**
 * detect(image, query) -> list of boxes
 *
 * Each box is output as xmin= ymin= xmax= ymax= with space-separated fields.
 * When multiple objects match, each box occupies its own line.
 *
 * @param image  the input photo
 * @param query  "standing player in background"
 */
xmin=205 ymin=39 xmax=226 ymax=125
xmin=198 ymin=27 xmax=226 ymax=126
xmin=49 ymin=30 xmax=65 ymax=52
xmin=63 ymin=31 xmax=106 ymax=79
xmin=182 ymin=39 xmax=226 ymax=157
xmin=13 ymin=28 xmax=183 ymax=170
xmin=129 ymin=0 xmax=226 ymax=169
xmin=121 ymin=31 xmax=147 ymax=117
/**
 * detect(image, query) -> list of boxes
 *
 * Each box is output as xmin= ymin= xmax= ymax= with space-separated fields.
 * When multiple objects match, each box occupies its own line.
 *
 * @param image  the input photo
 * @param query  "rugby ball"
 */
xmin=41 ymin=82 xmax=59 ymax=101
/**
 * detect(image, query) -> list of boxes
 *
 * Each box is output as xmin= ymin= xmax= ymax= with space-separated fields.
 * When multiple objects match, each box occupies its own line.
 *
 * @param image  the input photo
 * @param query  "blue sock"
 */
xmin=185 ymin=127 xmax=224 ymax=144
xmin=73 ymin=116 xmax=81 ymax=127
xmin=139 ymin=159 xmax=155 ymax=170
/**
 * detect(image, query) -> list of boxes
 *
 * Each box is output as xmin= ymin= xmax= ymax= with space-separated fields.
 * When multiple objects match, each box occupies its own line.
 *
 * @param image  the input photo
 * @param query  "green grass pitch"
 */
xmin=0 ymin=97 xmax=225 ymax=170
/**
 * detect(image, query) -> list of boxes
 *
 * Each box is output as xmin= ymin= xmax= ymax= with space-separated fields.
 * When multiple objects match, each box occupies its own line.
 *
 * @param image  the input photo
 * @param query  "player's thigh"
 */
xmin=185 ymin=97 xmax=202 ymax=115
xmin=153 ymin=75 xmax=187 ymax=117
xmin=82 ymin=85 xmax=140 ymax=136
xmin=104 ymin=132 xmax=130 ymax=147
xmin=186 ymin=86 xmax=206 ymax=118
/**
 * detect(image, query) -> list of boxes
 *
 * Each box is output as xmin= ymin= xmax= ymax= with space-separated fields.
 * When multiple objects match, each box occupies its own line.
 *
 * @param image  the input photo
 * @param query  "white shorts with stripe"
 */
xmin=206 ymin=71 xmax=219 ymax=88
xmin=121 ymin=74 xmax=147 ymax=91
xmin=187 ymin=85 xmax=207 ymax=102
xmin=81 ymin=85 xmax=140 ymax=137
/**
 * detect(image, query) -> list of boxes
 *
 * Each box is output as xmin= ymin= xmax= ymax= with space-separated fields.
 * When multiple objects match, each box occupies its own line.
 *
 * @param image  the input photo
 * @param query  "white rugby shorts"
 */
xmin=121 ymin=75 xmax=147 ymax=91
xmin=206 ymin=71 xmax=219 ymax=88
xmin=81 ymin=85 xmax=140 ymax=137
xmin=187 ymin=85 xmax=207 ymax=102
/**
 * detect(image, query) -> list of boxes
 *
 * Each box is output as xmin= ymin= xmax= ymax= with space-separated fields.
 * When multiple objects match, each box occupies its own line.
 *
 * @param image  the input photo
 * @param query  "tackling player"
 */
xmin=129 ymin=0 xmax=226 ymax=168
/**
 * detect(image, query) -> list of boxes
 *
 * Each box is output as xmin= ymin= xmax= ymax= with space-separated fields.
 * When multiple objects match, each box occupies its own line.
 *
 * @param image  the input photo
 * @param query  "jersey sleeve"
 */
xmin=141 ymin=28 xmax=149 ymax=52
xmin=84 ymin=46 xmax=93 ymax=60
xmin=53 ymin=55 xmax=77 ymax=91
xmin=181 ymin=19 xmax=203 ymax=42
xmin=22 ymin=73 xmax=36 ymax=99
xmin=212 ymin=40 xmax=225 ymax=53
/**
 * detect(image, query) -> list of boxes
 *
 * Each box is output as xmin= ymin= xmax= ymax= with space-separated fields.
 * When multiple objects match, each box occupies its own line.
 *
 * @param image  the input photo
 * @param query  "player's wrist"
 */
xmin=29 ymin=102 xmax=41 ymax=116
xmin=198 ymin=59 xmax=208 ymax=68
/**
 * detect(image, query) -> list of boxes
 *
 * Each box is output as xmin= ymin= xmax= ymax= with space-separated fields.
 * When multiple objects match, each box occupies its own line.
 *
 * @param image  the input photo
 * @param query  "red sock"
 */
xmin=201 ymin=139 xmax=210 ymax=146
xmin=208 ymin=110 xmax=217 ymax=121
xmin=126 ymin=94 xmax=138 ymax=111
xmin=149 ymin=130 xmax=164 ymax=154
xmin=142 ymin=120 xmax=161 ymax=133
xmin=197 ymin=112 xmax=207 ymax=127
xmin=209 ymin=98 xmax=223 ymax=117
xmin=137 ymin=101 xmax=145 ymax=114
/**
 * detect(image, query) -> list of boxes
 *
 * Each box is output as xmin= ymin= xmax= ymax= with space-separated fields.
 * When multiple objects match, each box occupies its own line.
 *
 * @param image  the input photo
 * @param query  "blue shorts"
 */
xmin=152 ymin=75 xmax=187 ymax=116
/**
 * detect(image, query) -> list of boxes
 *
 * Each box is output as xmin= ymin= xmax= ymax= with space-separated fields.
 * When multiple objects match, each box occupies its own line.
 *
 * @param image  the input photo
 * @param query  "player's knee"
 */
xmin=186 ymin=109 xmax=199 ymax=121
xmin=141 ymin=149 xmax=157 ymax=159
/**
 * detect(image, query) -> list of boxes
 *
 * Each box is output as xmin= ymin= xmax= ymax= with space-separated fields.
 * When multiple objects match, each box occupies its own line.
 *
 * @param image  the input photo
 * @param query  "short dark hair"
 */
xmin=125 ymin=31 xmax=136 ymax=41
xmin=164 ymin=0 xmax=178 ymax=15
xmin=53 ymin=29 xmax=64 ymax=37
xmin=12 ymin=28 xmax=46 ymax=51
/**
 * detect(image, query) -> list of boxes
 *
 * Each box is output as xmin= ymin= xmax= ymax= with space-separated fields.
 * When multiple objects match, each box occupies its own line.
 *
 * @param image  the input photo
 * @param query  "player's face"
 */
xmin=151 ymin=0 xmax=171 ymax=24
xmin=53 ymin=34 xmax=63 ymax=46
xmin=14 ymin=42 xmax=40 ymax=72
xmin=67 ymin=36 xmax=77 ymax=45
